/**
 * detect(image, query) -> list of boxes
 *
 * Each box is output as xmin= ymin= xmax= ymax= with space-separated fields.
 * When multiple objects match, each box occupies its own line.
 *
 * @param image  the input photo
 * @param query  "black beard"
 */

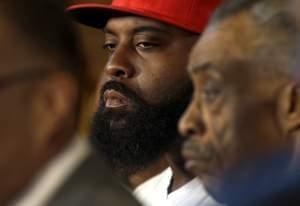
xmin=90 ymin=80 xmax=192 ymax=177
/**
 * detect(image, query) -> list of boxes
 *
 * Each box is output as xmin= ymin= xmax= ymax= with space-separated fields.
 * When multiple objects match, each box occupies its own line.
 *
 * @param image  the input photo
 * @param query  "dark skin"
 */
xmin=0 ymin=16 xmax=78 ymax=205
xmin=179 ymin=11 xmax=300 ymax=201
xmin=99 ymin=16 xmax=198 ymax=189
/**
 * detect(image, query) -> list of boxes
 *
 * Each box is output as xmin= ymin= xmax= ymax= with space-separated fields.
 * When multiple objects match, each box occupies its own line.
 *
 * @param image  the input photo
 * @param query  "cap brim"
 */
xmin=68 ymin=3 xmax=154 ymax=29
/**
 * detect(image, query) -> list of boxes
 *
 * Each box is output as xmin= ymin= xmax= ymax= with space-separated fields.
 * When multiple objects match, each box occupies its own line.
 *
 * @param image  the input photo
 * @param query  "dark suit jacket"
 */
xmin=46 ymin=151 xmax=141 ymax=206
xmin=222 ymin=152 xmax=300 ymax=206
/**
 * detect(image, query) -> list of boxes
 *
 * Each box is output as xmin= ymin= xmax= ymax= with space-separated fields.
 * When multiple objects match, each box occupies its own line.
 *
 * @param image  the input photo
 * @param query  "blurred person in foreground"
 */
xmin=179 ymin=0 xmax=300 ymax=205
xmin=0 ymin=0 xmax=140 ymax=205
xmin=68 ymin=0 xmax=222 ymax=205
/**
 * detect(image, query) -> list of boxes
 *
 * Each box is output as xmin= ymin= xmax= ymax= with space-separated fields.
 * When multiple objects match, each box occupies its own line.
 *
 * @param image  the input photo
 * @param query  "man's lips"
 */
xmin=103 ymin=89 xmax=129 ymax=108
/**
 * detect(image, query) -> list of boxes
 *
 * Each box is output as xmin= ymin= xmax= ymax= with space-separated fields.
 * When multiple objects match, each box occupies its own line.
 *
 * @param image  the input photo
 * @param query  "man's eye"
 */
xmin=136 ymin=42 xmax=158 ymax=49
xmin=103 ymin=43 xmax=116 ymax=52
xmin=202 ymin=82 xmax=222 ymax=103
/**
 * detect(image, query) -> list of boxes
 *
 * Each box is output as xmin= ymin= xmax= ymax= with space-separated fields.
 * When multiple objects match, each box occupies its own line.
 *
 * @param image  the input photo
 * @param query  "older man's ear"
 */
xmin=277 ymin=83 xmax=300 ymax=140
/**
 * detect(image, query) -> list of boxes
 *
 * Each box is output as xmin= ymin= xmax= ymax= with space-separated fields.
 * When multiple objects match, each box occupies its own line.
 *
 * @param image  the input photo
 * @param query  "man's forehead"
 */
xmin=189 ymin=13 xmax=256 ymax=75
xmin=188 ymin=29 xmax=231 ymax=74
xmin=104 ymin=16 xmax=183 ymax=35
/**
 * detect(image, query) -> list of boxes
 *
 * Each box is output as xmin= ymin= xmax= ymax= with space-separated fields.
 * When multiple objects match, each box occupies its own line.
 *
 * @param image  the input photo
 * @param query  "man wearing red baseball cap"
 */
xmin=68 ymin=0 xmax=222 ymax=205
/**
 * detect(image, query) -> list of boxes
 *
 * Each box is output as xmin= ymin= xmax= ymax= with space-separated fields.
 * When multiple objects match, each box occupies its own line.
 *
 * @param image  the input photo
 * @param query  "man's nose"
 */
xmin=179 ymin=103 xmax=206 ymax=138
xmin=104 ymin=48 xmax=135 ymax=80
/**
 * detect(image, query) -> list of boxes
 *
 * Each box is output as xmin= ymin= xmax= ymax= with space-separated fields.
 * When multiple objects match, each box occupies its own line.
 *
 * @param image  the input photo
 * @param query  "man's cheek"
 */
xmin=211 ymin=112 xmax=238 ymax=157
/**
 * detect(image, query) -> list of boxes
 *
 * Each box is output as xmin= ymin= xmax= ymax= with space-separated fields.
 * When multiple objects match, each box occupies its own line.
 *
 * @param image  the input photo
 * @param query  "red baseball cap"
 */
xmin=67 ymin=0 xmax=222 ymax=34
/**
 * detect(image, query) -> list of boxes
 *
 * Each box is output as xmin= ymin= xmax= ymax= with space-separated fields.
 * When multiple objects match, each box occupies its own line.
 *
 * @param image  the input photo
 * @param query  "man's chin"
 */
xmin=108 ymin=118 xmax=130 ymax=130
xmin=101 ymin=106 xmax=136 ymax=128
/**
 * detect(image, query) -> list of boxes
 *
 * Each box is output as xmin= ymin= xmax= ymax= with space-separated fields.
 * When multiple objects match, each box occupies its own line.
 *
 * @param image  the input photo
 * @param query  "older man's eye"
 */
xmin=202 ymin=82 xmax=222 ymax=103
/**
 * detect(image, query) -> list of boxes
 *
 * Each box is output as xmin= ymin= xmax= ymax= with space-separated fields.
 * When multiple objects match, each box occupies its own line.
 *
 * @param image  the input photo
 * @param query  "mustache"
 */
xmin=100 ymin=80 xmax=146 ymax=106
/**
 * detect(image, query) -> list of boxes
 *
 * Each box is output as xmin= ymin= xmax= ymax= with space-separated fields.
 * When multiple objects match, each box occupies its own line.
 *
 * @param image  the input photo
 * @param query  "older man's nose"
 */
xmin=179 ymin=105 xmax=206 ymax=138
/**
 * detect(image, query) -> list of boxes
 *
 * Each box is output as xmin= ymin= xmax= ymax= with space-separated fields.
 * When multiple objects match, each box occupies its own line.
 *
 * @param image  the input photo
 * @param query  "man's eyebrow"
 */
xmin=133 ymin=26 xmax=169 ymax=35
xmin=103 ymin=26 xmax=169 ymax=36
xmin=189 ymin=63 xmax=216 ymax=73
xmin=103 ymin=27 xmax=115 ymax=35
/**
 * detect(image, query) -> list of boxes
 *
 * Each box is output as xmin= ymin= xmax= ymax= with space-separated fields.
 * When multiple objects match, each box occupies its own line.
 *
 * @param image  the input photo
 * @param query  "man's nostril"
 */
xmin=181 ymin=120 xmax=207 ymax=138
xmin=186 ymin=127 xmax=196 ymax=137
xmin=115 ymin=70 xmax=126 ymax=77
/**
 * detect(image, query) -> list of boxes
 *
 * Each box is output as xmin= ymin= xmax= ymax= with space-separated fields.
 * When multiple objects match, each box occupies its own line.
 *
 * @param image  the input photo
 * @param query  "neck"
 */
xmin=128 ymin=157 xmax=168 ymax=189
xmin=166 ymin=154 xmax=193 ymax=193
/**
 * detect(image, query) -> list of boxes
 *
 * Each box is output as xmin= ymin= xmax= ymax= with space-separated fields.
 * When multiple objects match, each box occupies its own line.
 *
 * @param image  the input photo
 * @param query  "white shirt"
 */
xmin=134 ymin=167 xmax=220 ymax=206
xmin=10 ymin=137 xmax=90 ymax=206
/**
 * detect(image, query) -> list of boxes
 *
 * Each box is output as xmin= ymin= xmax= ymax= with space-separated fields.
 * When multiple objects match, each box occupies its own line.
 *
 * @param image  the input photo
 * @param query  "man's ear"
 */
xmin=31 ymin=71 xmax=79 ymax=153
xmin=277 ymin=82 xmax=300 ymax=139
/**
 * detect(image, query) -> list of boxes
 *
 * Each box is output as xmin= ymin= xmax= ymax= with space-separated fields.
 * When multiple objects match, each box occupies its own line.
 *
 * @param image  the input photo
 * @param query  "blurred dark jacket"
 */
xmin=14 ymin=138 xmax=141 ymax=206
